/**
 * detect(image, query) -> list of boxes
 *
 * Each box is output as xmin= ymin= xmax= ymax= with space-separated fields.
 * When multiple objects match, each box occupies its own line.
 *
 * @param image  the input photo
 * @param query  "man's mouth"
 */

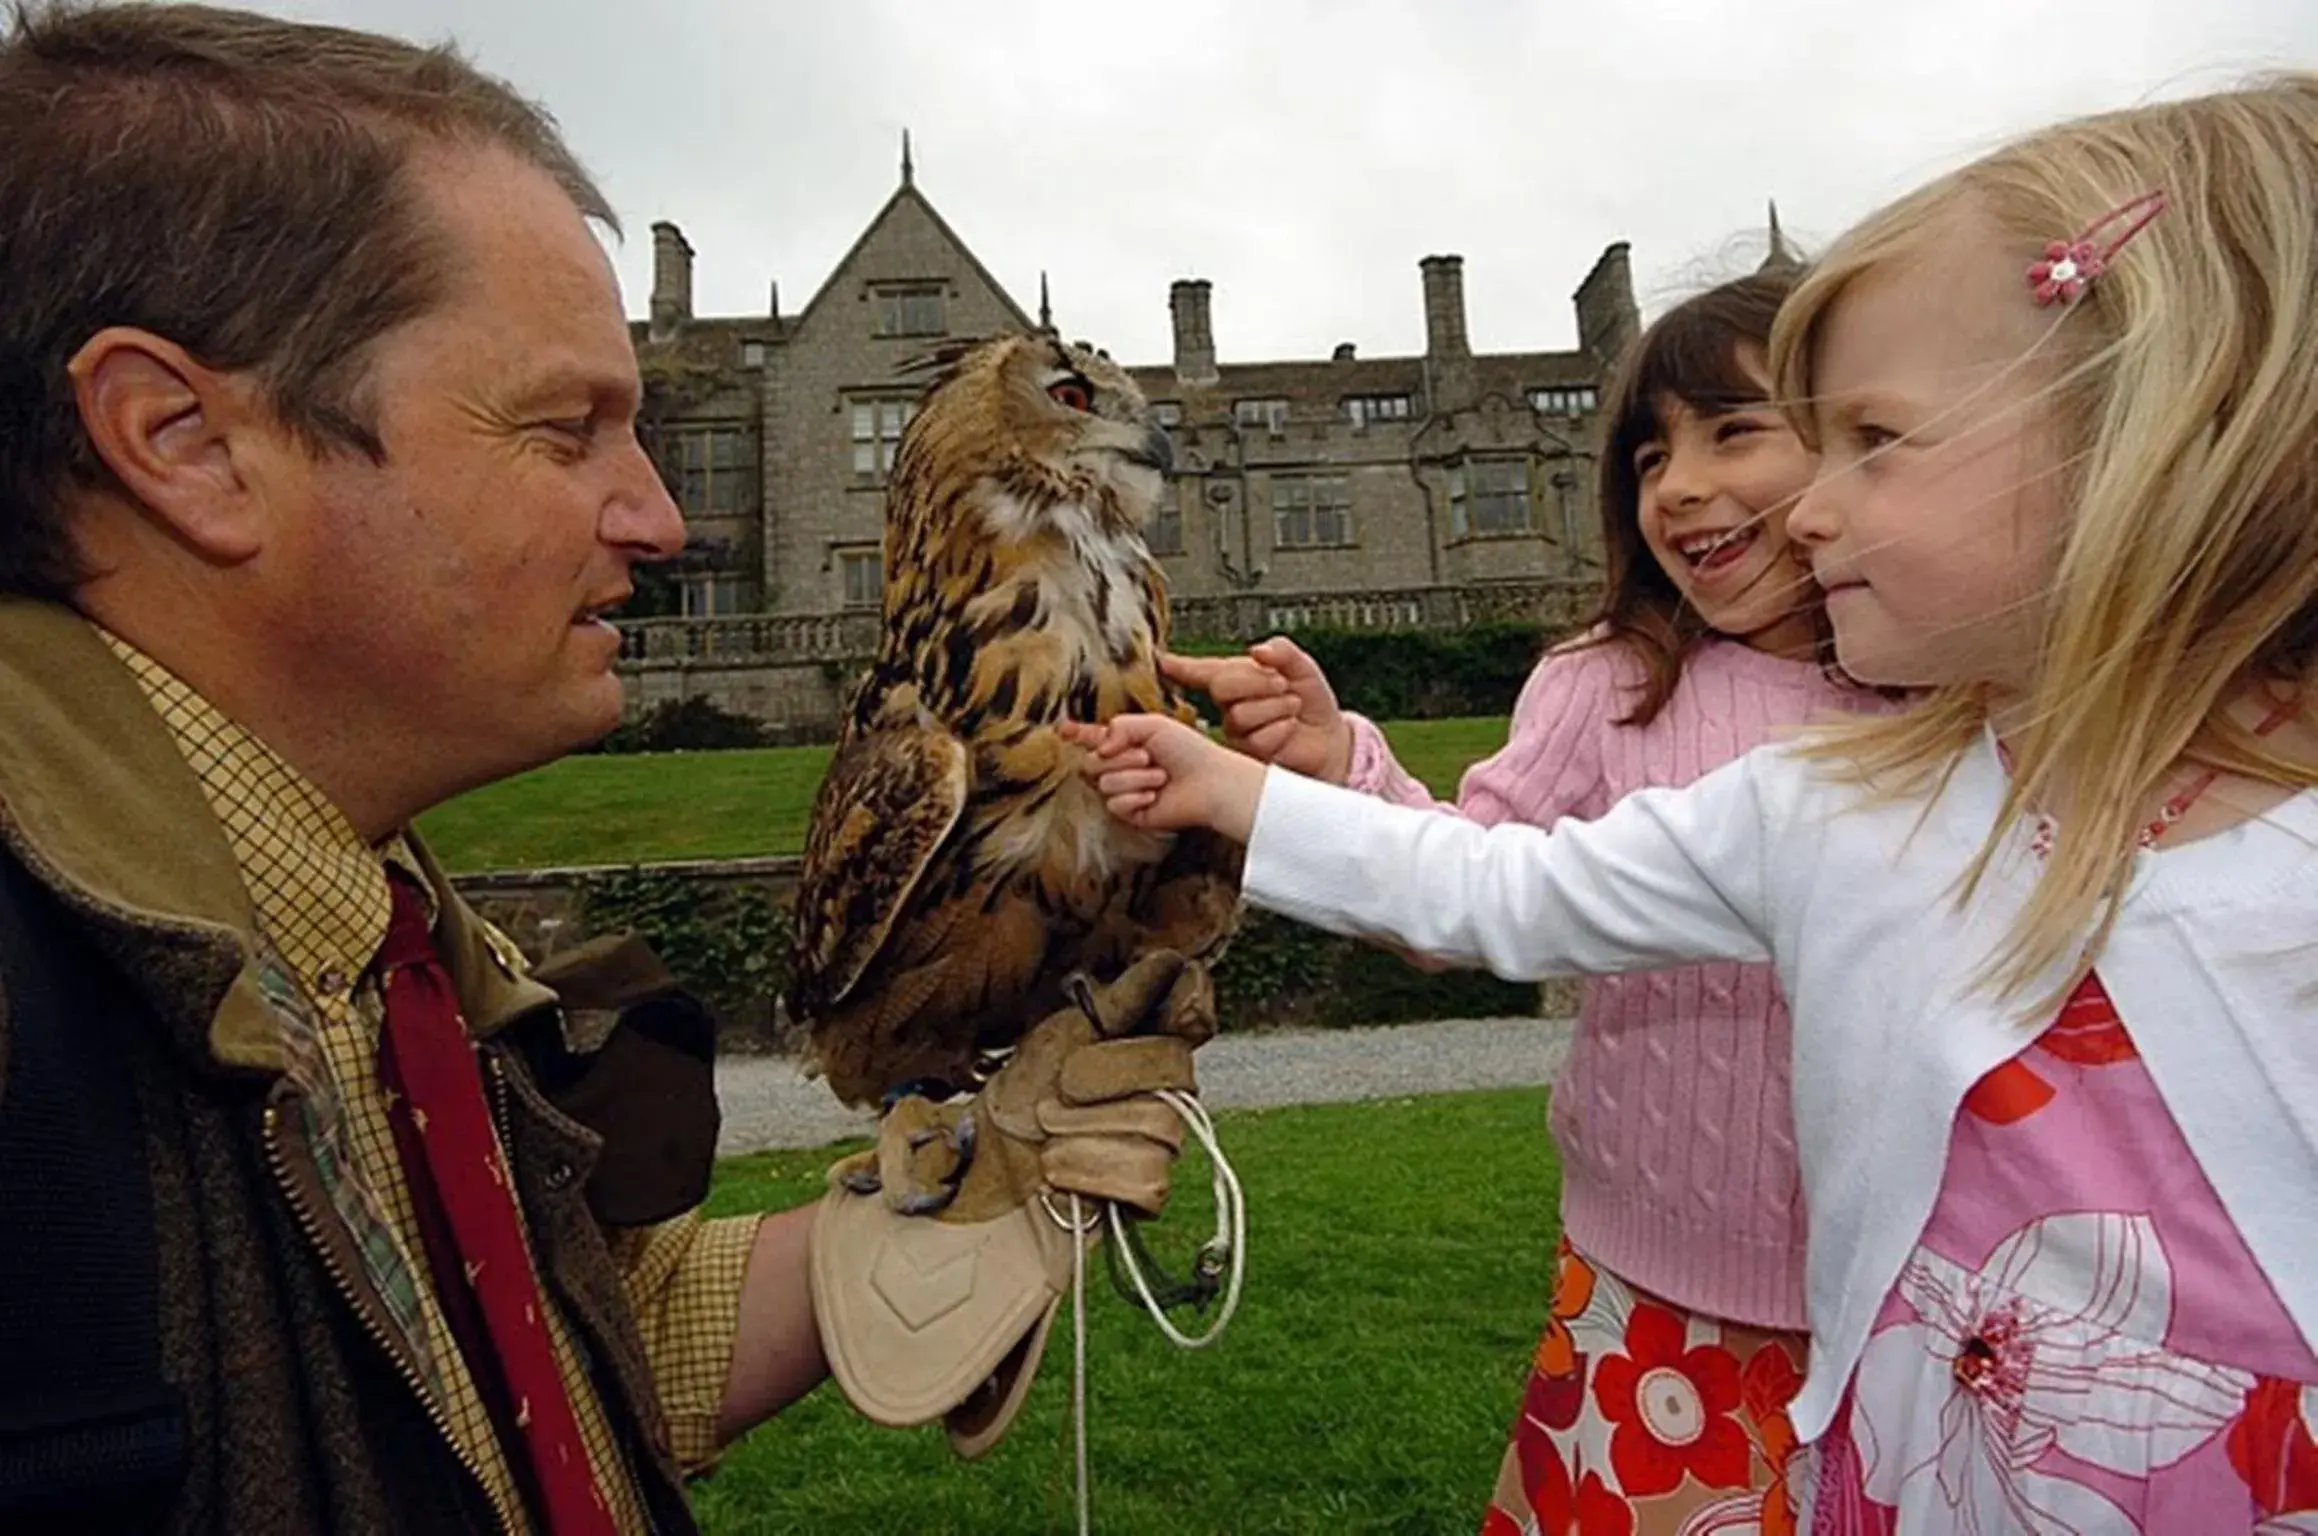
xmin=573 ymin=592 xmax=631 ymax=627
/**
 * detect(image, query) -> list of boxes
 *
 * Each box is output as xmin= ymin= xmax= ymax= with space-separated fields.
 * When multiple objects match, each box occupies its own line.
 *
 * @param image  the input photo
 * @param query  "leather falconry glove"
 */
xmin=809 ymin=949 xmax=1212 ymax=1457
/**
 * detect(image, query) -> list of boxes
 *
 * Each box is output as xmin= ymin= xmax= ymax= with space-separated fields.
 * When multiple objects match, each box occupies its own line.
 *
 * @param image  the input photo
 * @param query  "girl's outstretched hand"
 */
xmin=1059 ymin=713 xmax=1268 ymax=844
xmin=1161 ymin=636 xmax=1354 ymax=784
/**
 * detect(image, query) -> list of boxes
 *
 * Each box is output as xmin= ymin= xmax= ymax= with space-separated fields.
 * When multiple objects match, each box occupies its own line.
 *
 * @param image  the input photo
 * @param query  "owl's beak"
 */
xmin=1125 ymin=423 xmax=1175 ymax=476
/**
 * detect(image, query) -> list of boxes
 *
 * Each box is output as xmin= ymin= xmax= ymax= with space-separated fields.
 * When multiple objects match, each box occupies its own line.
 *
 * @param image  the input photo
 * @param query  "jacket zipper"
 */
xmin=487 ymin=1050 xmax=512 ymax=1142
xmin=262 ymin=1100 xmax=517 ymax=1534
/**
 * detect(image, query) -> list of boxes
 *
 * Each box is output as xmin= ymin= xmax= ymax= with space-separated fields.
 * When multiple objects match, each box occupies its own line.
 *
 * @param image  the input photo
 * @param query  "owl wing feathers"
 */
xmin=787 ymin=720 xmax=970 ymax=1019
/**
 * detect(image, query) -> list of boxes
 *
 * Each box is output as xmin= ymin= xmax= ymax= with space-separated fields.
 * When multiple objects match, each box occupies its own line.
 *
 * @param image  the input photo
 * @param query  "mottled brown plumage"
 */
xmin=786 ymin=334 xmax=1241 ymax=1107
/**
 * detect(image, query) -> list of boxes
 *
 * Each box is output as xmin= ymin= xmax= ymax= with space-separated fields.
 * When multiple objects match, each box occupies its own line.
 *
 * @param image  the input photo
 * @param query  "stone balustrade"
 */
xmin=618 ymin=611 xmax=882 ymax=665
xmin=616 ymin=578 xmax=1596 ymax=668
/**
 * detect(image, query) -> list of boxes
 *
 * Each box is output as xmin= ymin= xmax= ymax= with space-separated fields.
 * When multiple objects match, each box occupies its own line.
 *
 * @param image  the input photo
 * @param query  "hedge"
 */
xmin=592 ymin=696 xmax=768 ymax=754
xmin=575 ymin=868 xmax=1554 ymax=1050
xmin=1172 ymin=622 xmax=1552 ymax=724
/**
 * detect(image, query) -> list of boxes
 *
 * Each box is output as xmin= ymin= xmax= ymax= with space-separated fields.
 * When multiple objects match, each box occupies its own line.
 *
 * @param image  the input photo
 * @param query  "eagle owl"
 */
xmin=786 ymin=334 xmax=1241 ymax=1107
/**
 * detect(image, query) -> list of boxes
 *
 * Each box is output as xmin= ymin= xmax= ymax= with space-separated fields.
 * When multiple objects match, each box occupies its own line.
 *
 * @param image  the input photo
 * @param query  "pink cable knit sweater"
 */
xmin=1346 ymin=637 xmax=1884 ymax=1330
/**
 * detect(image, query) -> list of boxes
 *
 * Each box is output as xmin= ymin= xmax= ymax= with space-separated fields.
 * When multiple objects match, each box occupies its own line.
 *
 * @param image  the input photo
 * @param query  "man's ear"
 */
xmin=68 ymin=327 xmax=274 ymax=564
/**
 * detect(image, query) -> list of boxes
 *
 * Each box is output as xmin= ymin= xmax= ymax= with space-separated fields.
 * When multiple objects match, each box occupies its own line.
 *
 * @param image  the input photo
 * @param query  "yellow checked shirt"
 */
xmin=104 ymin=635 xmax=761 ymax=1535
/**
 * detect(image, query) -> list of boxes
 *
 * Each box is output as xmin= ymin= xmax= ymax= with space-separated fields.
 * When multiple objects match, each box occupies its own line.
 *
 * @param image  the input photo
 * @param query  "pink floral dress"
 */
xmin=1809 ymin=970 xmax=2318 ymax=1533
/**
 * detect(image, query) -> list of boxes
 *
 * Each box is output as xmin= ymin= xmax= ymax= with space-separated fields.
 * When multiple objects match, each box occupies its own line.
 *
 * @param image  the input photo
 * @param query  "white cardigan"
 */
xmin=1244 ymin=733 xmax=2318 ymax=1440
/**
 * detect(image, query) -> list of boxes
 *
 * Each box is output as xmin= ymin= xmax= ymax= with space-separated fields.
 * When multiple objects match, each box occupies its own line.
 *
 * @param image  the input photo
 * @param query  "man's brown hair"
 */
xmin=0 ymin=2 xmax=618 ymax=597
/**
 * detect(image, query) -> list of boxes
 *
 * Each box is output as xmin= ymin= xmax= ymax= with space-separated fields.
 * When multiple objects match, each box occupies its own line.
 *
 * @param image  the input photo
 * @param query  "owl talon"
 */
xmin=897 ymin=1110 xmax=978 ymax=1212
xmin=879 ymin=1109 xmax=980 ymax=1217
xmin=895 ymin=1187 xmax=959 ymax=1216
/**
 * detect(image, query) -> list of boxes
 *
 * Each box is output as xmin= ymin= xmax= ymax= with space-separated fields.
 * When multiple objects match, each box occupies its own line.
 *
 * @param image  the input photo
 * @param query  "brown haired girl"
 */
xmin=1168 ymin=261 xmax=1898 ymax=1534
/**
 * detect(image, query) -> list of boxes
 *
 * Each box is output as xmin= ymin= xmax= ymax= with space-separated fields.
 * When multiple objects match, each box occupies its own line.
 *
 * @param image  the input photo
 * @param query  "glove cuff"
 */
xmin=942 ymin=1297 xmax=1060 ymax=1460
xmin=811 ymin=1159 xmax=1084 ymax=1452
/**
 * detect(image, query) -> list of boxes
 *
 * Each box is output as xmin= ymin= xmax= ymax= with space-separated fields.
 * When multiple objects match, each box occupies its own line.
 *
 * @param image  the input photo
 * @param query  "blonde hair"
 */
xmin=1768 ymin=75 xmax=2318 ymax=1006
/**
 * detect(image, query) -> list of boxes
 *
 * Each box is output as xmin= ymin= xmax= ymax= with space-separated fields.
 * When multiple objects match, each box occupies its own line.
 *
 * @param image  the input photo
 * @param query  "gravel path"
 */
xmin=715 ymin=1014 xmax=1574 ymax=1154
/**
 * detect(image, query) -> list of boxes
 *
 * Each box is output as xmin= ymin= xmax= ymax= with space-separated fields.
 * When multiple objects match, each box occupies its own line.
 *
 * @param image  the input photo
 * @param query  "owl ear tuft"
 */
xmin=896 ymin=336 xmax=996 ymax=390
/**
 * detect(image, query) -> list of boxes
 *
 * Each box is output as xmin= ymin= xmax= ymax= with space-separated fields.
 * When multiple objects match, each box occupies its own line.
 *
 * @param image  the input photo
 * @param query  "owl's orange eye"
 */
xmin=1048 ymin=378 xmax=1094 ymax=413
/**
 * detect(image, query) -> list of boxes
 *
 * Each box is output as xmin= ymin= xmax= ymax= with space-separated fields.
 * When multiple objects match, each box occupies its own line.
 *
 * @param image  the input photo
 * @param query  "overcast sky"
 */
xmin=259 ymin=0 xmax=2315 ymax=366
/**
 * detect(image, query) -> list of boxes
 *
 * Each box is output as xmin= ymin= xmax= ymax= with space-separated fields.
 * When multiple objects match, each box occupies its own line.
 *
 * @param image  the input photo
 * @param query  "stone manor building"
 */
xmin=621 ymin=143 xmax=1646 ymax=730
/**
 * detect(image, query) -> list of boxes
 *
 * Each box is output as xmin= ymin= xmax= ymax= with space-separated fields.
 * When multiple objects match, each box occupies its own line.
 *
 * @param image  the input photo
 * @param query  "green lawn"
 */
xmin=418 ymin=717 xmax=1513 ymax=873
xmin=1373 ymin=716 xmax=1507 ymax=801
xmin=418 ymin=743 xmax=835 ymax=871
xmin=694 ymin=1088 xmax=1559 ymax=1535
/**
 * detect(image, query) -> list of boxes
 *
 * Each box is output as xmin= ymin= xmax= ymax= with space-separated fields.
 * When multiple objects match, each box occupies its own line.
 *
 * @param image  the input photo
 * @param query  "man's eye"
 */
xmin=535 ymin=419 xmax=595 ymax=453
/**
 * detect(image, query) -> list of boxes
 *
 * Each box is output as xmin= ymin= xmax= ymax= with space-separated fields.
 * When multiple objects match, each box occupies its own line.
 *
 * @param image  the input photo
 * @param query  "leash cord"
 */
xmin=1107 ymin=1089 xmax=1245 ymax=1348
xmin=1045 ymin=1090 xmax=1247 ymax=1535
xmin=1070 ymin=1192 xmax=1091 ymax=1536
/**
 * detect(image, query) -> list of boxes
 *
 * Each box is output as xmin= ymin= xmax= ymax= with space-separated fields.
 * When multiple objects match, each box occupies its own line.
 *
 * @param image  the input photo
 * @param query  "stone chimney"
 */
xmin=650 ymin=221 xmax=694 ymax=340
xmin=1169 ymin=278 xmax=1217 ymax=384
xmin=1331 ymin=341 xmax=1356 ymax=362
xmin=1420 ymin=255 xmax=1471 ymax=360
xmin=1420 ymin=255 xmax=1475 ymax=410
xmin=1574 ymin=241 xmax=1641 ymax=368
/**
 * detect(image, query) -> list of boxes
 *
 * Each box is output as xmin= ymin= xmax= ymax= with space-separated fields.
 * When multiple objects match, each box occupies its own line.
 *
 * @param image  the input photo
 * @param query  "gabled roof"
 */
xmin=788 ymin=180 xmax=1035 ymax=338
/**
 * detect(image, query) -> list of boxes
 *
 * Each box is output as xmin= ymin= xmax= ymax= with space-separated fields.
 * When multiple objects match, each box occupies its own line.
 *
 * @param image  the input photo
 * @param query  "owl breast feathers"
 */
xmin=785 ymin=333 xmax=1242 ymax=1107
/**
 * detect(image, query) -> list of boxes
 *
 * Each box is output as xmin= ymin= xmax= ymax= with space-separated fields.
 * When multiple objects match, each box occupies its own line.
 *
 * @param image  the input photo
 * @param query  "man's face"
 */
xmin=262 ymin=143 xmax=682 ymax=799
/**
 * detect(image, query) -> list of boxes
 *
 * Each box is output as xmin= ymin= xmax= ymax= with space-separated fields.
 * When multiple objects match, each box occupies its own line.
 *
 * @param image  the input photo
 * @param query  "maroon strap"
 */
xmin=376 ymin=874 xmax=616 ymax=1535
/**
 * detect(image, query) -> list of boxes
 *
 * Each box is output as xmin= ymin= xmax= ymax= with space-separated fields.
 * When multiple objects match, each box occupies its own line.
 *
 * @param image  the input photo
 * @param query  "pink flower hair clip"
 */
xmin=2028 ymin=189 xmax=2168 ymax=306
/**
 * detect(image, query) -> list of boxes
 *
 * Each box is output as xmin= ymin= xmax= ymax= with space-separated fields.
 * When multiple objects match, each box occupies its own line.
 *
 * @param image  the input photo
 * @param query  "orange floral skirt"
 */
xmin=1481 ymin=1239 xmax=1808 ymax=1536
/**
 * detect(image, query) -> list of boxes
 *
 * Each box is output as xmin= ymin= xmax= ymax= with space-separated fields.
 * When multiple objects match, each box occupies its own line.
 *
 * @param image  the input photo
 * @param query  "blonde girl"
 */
xmin=1072 ymin=76 xmax=2318 ymax=1533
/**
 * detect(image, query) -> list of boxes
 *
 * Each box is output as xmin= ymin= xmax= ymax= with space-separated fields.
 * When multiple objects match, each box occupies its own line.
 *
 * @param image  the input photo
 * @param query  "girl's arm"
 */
xmin=1069 ymin=716 xmax=1774 ymax=982
xmin=1250 ymin=762 xmax=1771 ymax=980
xmin=1171 ymin=638 xmax=1610 ymax=827
xmin=1347 ymin=647 xmax=1613 ymax=825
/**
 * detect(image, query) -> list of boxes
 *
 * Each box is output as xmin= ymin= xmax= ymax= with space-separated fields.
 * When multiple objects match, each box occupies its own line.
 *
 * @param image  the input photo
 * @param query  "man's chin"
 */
xmin=513 ymin=679 xmax=628 ymax=766
xmin=566 ymin=684 xmax=627 ymax=753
